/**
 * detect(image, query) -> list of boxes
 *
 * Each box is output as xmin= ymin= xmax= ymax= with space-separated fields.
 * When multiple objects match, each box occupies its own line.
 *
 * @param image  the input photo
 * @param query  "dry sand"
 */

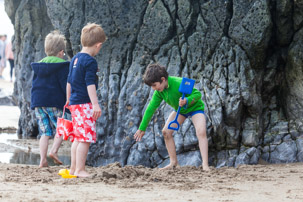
xmin=0 ymin=158 xmax=302 ymax=202
xmin=0 ymin=136 xmax=302 ymax=202
xmin=0 ymin=69 xmax=303 ymax=202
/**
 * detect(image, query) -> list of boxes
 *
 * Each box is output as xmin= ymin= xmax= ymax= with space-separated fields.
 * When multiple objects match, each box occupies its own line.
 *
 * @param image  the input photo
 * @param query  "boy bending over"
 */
xmin=134 ymin=64 xmax=210 ymax=171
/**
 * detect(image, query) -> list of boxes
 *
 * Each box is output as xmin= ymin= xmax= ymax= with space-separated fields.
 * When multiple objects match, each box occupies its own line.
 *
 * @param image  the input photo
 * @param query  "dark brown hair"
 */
xmin=143 ymin=64 xmax=168 ymax=86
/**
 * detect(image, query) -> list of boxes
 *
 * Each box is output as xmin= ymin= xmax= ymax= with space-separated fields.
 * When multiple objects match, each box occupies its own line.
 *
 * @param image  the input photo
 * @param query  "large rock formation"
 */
xmin=5 ymin=0 xmax=303 ymax=168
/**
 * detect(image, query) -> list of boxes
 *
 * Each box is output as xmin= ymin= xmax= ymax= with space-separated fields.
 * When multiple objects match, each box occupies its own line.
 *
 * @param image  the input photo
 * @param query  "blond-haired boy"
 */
xmin=65 ymin=23 xmax=106 ymax=178
xmin=31 ymin=30 xmax=69 ymax=167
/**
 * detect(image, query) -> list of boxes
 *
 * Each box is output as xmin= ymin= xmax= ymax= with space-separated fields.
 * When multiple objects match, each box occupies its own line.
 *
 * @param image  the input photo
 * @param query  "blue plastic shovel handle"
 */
xmin=168 ymin=93 xmax=185 ymax=131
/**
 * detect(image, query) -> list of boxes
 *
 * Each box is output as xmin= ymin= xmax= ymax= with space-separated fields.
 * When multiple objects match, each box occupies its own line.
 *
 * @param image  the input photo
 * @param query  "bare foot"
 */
xmin=160 ymin=163 xmax=178 ymax=170
xmin=203 ymin=165 xmax=210 ymax=171
xmin=75 ymin=170 xmax=91 ymax=178
xmin=69 ymin=169 xmax=75 ymax=176
xmin=39 ymin=161 xmax=48 ymax=168
xmin=49 ymin=153 xmax=63 ymax=165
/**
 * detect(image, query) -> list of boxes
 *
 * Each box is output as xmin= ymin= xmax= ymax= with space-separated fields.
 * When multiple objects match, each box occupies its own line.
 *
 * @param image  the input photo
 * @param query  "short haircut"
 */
xmin=143 ymin=64 xmax=168 ymax=86
xmin=44 ymin=30 xmax=66 ymax=56
xmin=81 ymin=23 xmax=106 ymax=47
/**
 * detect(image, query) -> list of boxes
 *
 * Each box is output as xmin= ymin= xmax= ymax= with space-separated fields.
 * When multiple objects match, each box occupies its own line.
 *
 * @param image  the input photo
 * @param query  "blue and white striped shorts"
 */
xmin=34 ymin=107 xmax=63 ymax=137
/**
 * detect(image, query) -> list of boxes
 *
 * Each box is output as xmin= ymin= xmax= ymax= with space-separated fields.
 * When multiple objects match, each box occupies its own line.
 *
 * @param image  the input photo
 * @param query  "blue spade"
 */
xmin=168 ymin=77 xmax=195 ymax=131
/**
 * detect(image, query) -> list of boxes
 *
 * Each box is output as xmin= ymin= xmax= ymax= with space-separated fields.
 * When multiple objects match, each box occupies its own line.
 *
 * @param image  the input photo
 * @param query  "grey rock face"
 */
xmin=270 ymin=140 xmax=297 ymax=163
xmin=0 ymin=89 xmax=15 ymax=106
xmin=297 ymin=137 xmax=303 ymax=161
xmin=235 ymin=147 xmax=260 ymax=167
xmin=5 ymin=0 xmax=303 ymax=167
xmin=285 ymin=28 xmax=303 ymax=120
xmin=6 ymin=0 xmax=54 ymax=138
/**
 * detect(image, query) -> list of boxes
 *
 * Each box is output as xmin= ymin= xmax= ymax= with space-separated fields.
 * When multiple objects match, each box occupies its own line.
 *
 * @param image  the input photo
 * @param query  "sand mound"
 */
xmin=1 ymin=161 xmax=302 ymax=201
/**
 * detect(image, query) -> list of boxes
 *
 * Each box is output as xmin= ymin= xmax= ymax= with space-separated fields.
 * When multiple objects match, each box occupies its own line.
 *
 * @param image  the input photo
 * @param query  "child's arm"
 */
xmin=87 ymin=84 xmax=102 ymax=120
xmin=183 ymin=88 xmax=202 ymax=108
xmin=66 ymin=82 xmax=71 ymax=106
xmin=134 ymin=92 xmax=163 ymax=141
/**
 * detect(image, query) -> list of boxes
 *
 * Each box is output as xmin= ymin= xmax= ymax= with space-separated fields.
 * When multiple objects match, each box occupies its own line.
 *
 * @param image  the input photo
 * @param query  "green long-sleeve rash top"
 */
xmin=138 ymin=76 xmax=205 ymax=131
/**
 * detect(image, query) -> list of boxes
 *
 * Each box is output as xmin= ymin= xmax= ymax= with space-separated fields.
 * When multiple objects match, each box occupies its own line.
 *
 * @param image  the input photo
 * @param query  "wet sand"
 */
xmin=0 ymin=71 xmax=19 ymax=132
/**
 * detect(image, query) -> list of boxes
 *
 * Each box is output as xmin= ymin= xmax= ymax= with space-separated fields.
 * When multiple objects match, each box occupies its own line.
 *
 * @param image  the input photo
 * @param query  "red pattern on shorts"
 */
xmin=68 ymin=103 xmax=96 ymax=143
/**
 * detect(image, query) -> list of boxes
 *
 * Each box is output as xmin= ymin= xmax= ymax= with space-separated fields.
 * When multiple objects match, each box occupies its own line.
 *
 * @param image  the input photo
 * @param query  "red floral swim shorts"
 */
xmin=68 ymin=103 xmax=96 ymax=143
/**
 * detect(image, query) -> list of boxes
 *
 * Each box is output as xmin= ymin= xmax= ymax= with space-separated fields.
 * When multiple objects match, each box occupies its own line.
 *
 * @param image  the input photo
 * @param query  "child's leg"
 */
xmin=70 ymin=140 xmax=79 ymax=175
xmin=191 ymin=113 xmax=210 ymax=171
xmin=49 ymin=135 xmax=63 ymax=165
xmin=35 ymin=107 xmax=52 ymax=168
xmin=160 ymin=111 xmax=186 ymax=170
xmin=48 ymin=107 xmax=64 ymax=164
xmin=39 ymin=135 xmax=50 ymax=168
xmin=74 ymin=142 xmax=91 ymax=177
xmin=69 ymin=103 xmax=96 ymax=177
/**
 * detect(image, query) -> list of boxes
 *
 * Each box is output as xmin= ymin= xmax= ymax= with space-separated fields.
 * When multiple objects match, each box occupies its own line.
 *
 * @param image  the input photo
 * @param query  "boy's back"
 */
xmin=139 ymin=76 xmax=204 ymax=131
xmin=31 ymin=56 xmax=69 ymax=110
xmin=150 ymin=76 xmax=204 ymax=112
xmin=67 ymin=53 xmax=98 ymax=105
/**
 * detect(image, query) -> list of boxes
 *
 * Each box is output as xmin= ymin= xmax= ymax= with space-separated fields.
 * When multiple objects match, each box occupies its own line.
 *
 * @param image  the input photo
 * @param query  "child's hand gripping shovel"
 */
xmin=168 ymin=78 xmax=195 ymax=131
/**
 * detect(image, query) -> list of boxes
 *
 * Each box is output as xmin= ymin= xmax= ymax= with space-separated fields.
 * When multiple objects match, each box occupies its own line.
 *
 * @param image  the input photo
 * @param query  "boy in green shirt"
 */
xmin=134 ymin=64 xmax=210 ymax=171
xmin=31 ymin=31 xmax=69 ymax=167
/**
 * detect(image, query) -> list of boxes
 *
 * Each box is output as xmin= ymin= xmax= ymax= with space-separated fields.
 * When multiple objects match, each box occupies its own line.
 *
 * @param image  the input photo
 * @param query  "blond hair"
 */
xmin=44 ymin=30 xmax=66 ymax=56
xmin=81 ymin=23 xmax=106 ymax=47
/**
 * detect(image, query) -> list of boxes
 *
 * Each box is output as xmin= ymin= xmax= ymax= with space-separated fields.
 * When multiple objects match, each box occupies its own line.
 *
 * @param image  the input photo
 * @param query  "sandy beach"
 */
xmin=0 ymin=159 xmax=302 ymax=201
xmin=0 ymin=132 xmax=302 ymax=201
